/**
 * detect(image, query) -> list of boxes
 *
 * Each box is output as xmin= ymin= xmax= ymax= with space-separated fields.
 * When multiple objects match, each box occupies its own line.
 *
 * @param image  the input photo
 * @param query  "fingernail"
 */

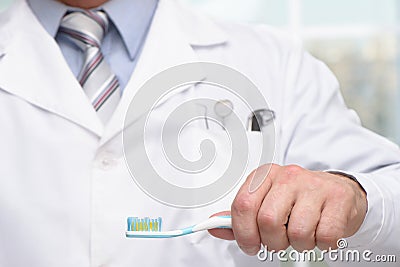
xmin=248 ymin=165 xmax=271 ymax=193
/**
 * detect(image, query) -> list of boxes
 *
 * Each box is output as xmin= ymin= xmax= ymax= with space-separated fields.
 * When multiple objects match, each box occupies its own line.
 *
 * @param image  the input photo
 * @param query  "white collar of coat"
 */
xmin=173 ymin=1 xmax=229 ymax=47
xmin=0 ymin=0 xmax=229 ymax=141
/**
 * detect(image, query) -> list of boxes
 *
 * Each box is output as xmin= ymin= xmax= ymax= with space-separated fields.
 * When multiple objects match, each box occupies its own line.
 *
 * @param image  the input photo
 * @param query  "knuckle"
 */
xmin=278 ymin=165 xmax=304 ymax=184
xmin=287 ymin=227 xmax=311 ymax=243
xmin=257 ymin=210 xmax=279 ymax=229
xmin=232 ymin=194 xmax=255 ymax=215
xmin=285 ymin=164 xmax=303 ymax=176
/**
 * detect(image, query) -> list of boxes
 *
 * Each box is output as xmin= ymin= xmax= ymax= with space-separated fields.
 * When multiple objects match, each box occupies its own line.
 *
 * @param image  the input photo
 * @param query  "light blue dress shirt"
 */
xmin=28 ymin=0 xmax=159 ymax=91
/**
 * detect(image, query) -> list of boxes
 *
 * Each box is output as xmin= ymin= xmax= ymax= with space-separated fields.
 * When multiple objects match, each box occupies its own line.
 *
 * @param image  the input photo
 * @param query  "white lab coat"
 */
xmin=0 ymin=0 xmax=399 ymax=266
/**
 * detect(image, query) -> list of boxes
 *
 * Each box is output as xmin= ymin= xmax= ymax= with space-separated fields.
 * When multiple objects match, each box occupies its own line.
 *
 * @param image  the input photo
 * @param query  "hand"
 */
xmin=209 ymin=164 xmax=367 ymax=255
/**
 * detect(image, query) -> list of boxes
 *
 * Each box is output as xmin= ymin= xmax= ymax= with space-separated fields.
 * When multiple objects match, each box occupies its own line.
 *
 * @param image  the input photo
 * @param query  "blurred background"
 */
xmin=182 ymin=0 xmax=400 ymax=146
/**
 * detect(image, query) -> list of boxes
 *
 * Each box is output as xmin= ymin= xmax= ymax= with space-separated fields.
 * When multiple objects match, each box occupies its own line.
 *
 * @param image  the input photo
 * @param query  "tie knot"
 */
xmin=59 ymin=10 xmax=109 ymax=50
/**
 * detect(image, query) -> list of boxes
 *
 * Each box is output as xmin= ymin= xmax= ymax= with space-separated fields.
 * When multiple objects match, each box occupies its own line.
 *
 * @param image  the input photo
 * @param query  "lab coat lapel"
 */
xmin=0 ymin=0 xmax=103 ymax=137
xmin=100 ymin=0 xmax=227 ymax=145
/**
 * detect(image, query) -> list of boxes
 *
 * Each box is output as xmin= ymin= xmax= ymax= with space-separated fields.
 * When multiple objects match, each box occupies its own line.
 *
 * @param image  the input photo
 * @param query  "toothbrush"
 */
xmin=126 ymin=215 xmax=232 ymax=238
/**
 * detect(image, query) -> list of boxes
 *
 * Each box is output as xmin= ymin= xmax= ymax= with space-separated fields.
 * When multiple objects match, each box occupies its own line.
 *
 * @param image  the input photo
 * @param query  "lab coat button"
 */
xmin=102 ymin=158 xmax=111 ymax=166
xmin=97 ymin=152 xmax=117 ymax=170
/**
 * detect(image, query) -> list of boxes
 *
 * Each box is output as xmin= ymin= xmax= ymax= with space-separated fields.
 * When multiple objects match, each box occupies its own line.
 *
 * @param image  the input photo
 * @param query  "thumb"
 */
xmin=207 ymin=211 xmax=235 ymax=240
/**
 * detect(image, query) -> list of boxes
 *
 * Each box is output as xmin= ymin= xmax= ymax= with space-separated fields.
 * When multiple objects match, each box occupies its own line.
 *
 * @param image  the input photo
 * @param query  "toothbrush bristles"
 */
xmin=127 ymin=217 xmax=162 ymax=232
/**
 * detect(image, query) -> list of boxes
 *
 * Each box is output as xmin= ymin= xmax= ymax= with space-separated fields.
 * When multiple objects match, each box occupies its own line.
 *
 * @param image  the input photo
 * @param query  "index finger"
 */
xmin=231 ymin=164 xmax=276 ymax=255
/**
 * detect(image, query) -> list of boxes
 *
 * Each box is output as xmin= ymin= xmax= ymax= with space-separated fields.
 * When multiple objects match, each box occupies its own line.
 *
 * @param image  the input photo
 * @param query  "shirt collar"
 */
xmin=28 ymin=0 xmax=67 ymax=38
xmin=103 ymin=0 xmax=158 ymax=59
xmin=27 ymin=0 xmax=159 ymax=60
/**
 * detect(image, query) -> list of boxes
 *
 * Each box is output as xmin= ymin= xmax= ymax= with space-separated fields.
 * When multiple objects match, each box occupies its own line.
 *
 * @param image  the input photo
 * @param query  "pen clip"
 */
xmin=247 ymin=109 xmax=275 ymax=131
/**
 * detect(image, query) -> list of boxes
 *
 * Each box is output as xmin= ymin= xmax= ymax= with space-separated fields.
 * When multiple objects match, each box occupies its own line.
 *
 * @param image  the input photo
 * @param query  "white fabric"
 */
xmin=0 ymin=0 xmax=399 ymax=266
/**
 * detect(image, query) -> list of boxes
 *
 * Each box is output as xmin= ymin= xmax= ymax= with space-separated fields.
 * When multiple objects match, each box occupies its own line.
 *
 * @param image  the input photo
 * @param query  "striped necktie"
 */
xmin=59 ymin=10 xmax=120 ymax=124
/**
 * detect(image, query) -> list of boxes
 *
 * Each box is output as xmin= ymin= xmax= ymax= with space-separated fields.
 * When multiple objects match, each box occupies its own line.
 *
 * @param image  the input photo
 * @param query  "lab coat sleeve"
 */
xmin=278 ymin=43 xmax=400 ymax=254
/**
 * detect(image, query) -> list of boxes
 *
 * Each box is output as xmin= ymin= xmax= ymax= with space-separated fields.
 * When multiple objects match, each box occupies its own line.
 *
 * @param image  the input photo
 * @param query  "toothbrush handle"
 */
xmin=192 ymin=216 xmax=232 ymax=232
